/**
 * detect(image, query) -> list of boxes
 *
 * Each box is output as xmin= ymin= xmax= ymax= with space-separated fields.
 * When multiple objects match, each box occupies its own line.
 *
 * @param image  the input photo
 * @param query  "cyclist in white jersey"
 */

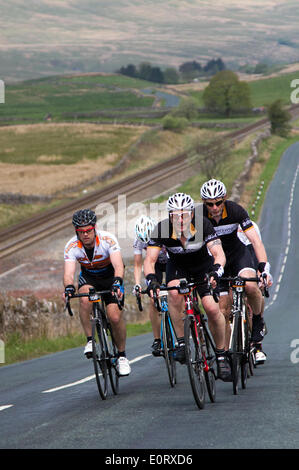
xmin=63 ymin=209 xmax=131 ymax=377
xmin=133 ymin=215 xmax=168 ymax=356
xmin=237 ymin=221 xmax=269 ymax=363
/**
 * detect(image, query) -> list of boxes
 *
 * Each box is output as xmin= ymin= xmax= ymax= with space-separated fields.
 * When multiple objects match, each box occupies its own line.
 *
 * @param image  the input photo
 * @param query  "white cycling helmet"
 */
xmin=200 ymin=179 xmax=227 ymax=200
xmin=166 ymin=192 xmax=194 ymax=212
xmin=135 ymin=215 xmax=156 ymax=243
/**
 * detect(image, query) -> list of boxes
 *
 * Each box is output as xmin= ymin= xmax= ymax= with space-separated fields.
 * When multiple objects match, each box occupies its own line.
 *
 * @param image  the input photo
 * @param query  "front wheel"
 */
xmin=184 ymin=316 xmax=205 ymax=410
xmin=92 ymin=320 xmax=108 ymax=400
xmin=162 ymin=313 xmax=177 ymax=388
xmin=202 ymin=327 xmax=216 ymax=403
xmin=230 ymin=313 xmax=242 ymax=395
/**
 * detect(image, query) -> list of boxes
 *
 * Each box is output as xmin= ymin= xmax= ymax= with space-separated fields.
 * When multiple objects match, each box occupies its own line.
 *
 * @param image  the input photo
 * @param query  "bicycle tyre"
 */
xmin=241 ymin=306 xmax=250 ymax=389
xmin=202 ymin=324 xmax=216 ymax=403
xmin=105 ymin=323 xmax=119 ymax=395
xmin=162 ymin=313 xmax=176 ymax=388
xmin=230 ymin=313 xmax=242 ymax=395
xmin=184 ymin=316 xmax=205 ymax=409
xmin=92 ymin=320 xmax=108 ymax=400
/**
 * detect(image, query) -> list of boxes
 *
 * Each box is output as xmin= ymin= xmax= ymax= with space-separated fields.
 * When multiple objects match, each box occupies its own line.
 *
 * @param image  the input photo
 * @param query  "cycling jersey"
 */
xmin=64 ymin=229 xmax=120 ymax=277
xmin=203 ymin=200 xmax=253 ymax=257
xmin=133 ymin=237 xmax=168 ymax=264
xmin=148 ymin=206 xmax=218 ymax=270
xmin=237 ymin=221 xmax=261 ymax=246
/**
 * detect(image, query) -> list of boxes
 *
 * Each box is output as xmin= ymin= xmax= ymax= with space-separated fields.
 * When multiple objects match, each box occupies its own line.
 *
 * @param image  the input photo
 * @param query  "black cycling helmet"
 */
xmin=72 ymin=209 xmax=97 ymax=228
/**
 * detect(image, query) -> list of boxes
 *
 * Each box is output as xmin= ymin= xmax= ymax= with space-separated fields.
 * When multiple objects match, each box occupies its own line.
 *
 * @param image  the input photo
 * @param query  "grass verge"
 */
xmin=1 ymin=322 xmax=152 ymax=366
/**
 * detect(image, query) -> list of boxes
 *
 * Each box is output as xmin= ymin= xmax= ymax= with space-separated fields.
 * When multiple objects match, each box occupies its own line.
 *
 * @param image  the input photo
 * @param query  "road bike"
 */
xmin=222 ymin=276 xmax=263 ymax=395
xmin=147 ymin=279 xmax=217 ymax=410
xmin=65 ymin=287 xmax=122 ymax=400
xmin=136 ymin=285 xmax=177 ymax=387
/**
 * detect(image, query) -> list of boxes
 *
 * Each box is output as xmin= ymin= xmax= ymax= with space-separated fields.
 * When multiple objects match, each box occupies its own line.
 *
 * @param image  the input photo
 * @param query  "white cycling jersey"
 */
xmin=133 ymin=237 xmax=168 ymax=264
xmin=64 ymin=229 xmax=121 ymax=274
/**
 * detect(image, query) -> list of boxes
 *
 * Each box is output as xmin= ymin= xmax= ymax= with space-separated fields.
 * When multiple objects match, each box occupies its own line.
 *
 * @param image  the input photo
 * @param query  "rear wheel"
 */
xmin=106 ymin=323 xmax=119 ymax=395
xmin=202 ymin=326 xmax=216 ymax=403
xmin=184 ymin=316 xmax=205 ymax=409
xmin=92 ymin=320 xmax=108 ymax=400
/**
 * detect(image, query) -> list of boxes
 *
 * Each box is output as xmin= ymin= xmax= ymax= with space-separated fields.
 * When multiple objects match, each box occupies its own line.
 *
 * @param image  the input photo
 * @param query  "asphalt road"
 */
xmin=1 ymin=143 xmax=299 ymax=452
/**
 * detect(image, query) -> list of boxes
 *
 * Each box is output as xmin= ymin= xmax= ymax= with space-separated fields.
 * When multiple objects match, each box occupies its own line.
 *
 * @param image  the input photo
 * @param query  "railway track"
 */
xmin=1 ymin=104 xmax=298 ymax=260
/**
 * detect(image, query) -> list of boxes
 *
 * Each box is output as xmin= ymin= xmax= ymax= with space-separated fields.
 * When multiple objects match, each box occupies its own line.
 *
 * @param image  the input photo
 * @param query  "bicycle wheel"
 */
xmin=184 ymin=316 xmax=205 ymax=409
xmin=92 ymin=319 xmax=108 ymax=400
xmin=230 ymin=313 xmax=242 ymax=395
xmin=161 ymin=313 xmax=176 ymax=387
xmin=202 ymin=323 xmax=216 ymax=403
xmin=105 ymin=323 xmax=119 ymax=395
xmin=241 ymin=308 xmax=250 ymax=389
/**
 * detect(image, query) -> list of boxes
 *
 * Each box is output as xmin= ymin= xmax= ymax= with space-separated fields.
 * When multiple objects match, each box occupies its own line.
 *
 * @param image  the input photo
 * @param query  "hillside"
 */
xmin=0 ymin=0 xmax=299 ymax=81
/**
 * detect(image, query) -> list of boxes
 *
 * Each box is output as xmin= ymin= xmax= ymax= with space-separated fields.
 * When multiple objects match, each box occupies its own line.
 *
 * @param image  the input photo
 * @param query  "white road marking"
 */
xmin=265 ymin=163 xmax=299 ymax=310
xmin=0 ymin=263 xmax=28 ymax=279
xmin=42 ymin=353 xmax=151 ymax=393
xmin=0 ymin=405 xmax=14 ymax=411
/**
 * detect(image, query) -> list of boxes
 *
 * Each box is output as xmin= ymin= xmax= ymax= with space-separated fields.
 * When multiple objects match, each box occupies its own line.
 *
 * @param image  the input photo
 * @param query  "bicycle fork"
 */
xmin=186 ymin=295 xmax=210 ymax=373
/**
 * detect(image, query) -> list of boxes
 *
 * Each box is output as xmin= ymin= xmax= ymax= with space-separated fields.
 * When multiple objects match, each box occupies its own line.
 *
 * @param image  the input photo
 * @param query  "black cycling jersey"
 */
xmin=148 ymin=206 xmax=219 ymax=270
xmin=203 ymin=200 xmax=253 ymax=257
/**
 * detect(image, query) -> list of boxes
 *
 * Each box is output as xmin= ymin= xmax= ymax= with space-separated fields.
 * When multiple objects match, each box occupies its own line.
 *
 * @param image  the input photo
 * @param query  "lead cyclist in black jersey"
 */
xmin=144 ymin=192 xmax=232 ymax=382
xmin=200 ymin=179 xmax=273 ymax=357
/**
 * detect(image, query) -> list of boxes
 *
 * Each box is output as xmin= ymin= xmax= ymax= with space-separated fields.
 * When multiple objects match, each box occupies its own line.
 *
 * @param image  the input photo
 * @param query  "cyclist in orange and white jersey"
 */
xmin=63 ymin=208 xmax=131 ymax=377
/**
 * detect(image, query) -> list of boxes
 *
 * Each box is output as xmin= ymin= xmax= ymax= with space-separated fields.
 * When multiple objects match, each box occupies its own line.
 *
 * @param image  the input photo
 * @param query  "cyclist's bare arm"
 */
xmin=63 ymin=260 xmax=76 ymax=288
xmin=206 ymin=238 xmax=226 ymax=268
xmin=143 ymin=246 xmax=161 ymax=277
xmin=244 ymin=227 xmax=272 ymax=286
xmin=206 ymin=238 xmax=226 ymax=288
xmin=110 ymin=250 xmax=125 ymax=279
xmin=134 ymin=253 xmax=143 ymax=285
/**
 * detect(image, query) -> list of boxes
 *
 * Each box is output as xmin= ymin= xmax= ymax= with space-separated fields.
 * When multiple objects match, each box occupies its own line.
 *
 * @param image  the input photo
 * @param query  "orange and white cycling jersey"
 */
xmin=64 ymin=229 xmax=121 ymax=275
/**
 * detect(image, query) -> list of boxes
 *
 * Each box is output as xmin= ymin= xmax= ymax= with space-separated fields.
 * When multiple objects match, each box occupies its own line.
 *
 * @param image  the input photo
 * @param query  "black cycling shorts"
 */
xmin=219 ymin=246 xmax=257 ymax=294
xmin=155 ymin=261 xmax=166 ymax=284
xmin=166 ymin=258 xmax=217 ymax=299
xmin=78 ymin=271 xmax=122 ymax=306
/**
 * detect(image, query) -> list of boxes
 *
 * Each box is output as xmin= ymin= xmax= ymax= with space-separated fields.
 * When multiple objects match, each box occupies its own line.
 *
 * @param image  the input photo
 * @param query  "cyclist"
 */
xmin=133 ymin=215 xmax=168 ymax=356
xmin=63 ymin=208 xmax=131 ymax=377
xmin=144 ymin=192 xmax=232 ymax=382
xmin=200 ymin=179 xmax=272 ymax=358
xmin=237 ymin=221 xmax=269 ymax=364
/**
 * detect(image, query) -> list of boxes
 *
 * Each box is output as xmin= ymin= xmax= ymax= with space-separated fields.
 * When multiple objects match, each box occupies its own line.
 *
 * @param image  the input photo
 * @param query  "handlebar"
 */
xmin=64 ymin=287 xmax=122 ymax=316
xmin=221 ymin=274 xmax=269 ymax=297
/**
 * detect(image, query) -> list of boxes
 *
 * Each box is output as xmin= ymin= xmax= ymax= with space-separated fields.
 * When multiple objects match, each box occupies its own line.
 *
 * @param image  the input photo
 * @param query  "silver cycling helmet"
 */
xmin=166 ymin=192 xmax=194 ymax=212
xmin=72 ymin=209 xmax=97 ymax=228
xmin=200 ymin=179 xmax=227 ymax=200
xmin=135 ymin=215 xmax=156 ymax=243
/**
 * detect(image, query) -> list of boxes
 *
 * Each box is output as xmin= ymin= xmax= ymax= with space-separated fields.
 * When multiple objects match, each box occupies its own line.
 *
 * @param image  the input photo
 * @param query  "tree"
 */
xmin=163 ymin=67 xmax=179 ymax=84
xmin=203 ymin=70 xmax=252 ymax=117
xmin=173 ymin=97 xmax=198 ymax=120
xmin=267 ymin=100 xmax=291 ymax=137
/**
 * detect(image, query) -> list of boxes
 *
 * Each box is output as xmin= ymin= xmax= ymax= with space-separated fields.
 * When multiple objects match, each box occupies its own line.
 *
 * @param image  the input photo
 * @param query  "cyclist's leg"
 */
xmin=78 ymin=273 xmax=94 ymax=337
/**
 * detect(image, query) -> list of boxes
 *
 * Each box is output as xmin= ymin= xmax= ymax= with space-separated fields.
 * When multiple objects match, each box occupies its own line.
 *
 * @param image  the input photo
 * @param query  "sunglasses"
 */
xmin=76 ymin=227 xmax=95 ymax=234
xmin=170 ymin=211 xmax=192 ymax=219
xmin=205 ymin=199 xmax=224 ymax=208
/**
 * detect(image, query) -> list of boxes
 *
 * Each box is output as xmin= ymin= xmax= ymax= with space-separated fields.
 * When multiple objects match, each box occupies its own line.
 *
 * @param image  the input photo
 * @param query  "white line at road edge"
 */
xmin=0 ymin=263 xmax=28 ymax=279
xmin=42 ymin=354 xmax=151 ymax=393
xmin=0 ymin=405 xmax=14 ymax=411
xmin=265 ymin=163 xmax=299 ymax=310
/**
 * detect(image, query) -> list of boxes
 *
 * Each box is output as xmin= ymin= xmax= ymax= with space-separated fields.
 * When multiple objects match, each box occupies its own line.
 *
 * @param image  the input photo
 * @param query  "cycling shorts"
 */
xmin=78 ymin=271 xmax=122 ymax=306
xmin=219 ymin=245 xmax=257 ymax=294
xmin=166 ymin=258 xmax=217 ymax=299
xmin=155 ymin=261 xmax=166 ymax=284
